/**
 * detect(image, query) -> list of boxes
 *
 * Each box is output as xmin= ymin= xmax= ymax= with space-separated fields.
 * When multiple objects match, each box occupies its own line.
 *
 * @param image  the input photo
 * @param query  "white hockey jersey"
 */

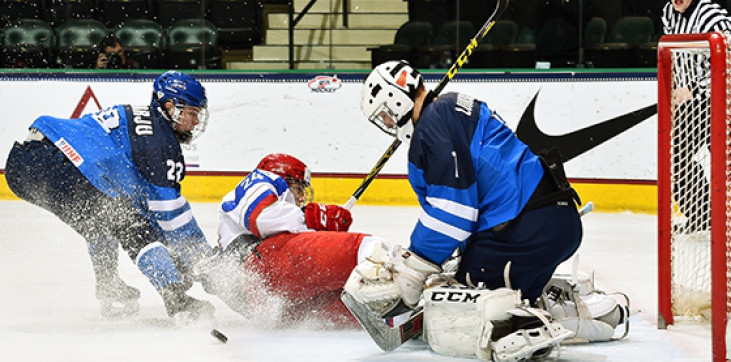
xmin=217 ymin=169 xmax=308 ymax=250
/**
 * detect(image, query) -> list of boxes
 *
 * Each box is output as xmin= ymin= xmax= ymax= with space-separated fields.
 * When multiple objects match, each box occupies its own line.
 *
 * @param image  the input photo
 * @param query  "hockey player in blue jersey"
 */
xmin=343 ymin=61 xmax=587 ymax=357
xmin=5 ymin=71 xmax=215 ymax=322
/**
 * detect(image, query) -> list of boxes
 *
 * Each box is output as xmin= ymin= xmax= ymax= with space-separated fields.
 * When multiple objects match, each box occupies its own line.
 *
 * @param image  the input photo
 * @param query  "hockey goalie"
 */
xmin=341 ymin=239 xmax=630 ymax=360
xmin=339 ymin=60 xmax=630 ymax=360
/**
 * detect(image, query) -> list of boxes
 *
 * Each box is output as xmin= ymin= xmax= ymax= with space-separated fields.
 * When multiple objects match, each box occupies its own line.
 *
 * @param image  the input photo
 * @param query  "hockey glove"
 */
xmin=343 ymin=242 xmax=440 ymax=317
xmin=391 ymin=246 xmax=441 ymax=308
xmin=304 ymin=202 xmax=353 ymax=231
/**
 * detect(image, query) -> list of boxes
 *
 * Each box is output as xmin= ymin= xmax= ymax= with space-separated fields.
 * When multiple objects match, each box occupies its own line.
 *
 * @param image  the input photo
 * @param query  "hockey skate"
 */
xmin=96 ymin=274 xmax=141 ymax=318
xmin=488 ymin=309 xmax=573 ymax=362
xmin=540 ymin=272 xmax=630 ymax=343
xmin=162 ymin=283 xmax=215 ymax=326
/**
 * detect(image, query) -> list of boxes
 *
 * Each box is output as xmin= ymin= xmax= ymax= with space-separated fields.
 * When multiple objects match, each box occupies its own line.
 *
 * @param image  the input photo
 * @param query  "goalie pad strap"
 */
xmin=543 ymin=273 xmax=630 ymax=342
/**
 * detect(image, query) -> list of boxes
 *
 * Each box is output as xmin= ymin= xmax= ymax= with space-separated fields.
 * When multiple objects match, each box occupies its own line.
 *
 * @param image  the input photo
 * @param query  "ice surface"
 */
xmin=0 ymin=201 xmax=711 ymax=361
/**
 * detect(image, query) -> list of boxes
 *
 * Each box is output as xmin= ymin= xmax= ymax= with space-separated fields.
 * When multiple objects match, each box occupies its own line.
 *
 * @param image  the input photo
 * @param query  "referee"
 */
xmin=662 ymin=0 xmax=731 ymax=34
xmin=661 ymin=0 xmax=731 ymax=233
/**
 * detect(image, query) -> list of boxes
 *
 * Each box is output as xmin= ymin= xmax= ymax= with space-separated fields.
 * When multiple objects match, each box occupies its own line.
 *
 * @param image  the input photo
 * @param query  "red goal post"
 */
xmin=657 ymin=31 xmax=731 ymax=362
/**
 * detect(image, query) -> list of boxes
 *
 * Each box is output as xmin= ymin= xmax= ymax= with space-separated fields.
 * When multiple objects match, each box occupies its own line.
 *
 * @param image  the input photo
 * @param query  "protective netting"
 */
xmin=667 ymin=42 xmax=725 ymax=320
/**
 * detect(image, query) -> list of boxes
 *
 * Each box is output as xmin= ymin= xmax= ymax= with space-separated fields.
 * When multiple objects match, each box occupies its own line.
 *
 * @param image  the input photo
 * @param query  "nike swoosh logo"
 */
xmin=516 ymin=91 xmax=657 ymax=162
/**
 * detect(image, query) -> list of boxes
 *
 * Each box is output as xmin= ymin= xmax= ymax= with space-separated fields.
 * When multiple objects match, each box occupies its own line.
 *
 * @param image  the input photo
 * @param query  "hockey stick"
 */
xmin=343 ymin=0 xmax=510 ymax=210
xmin=342 ymin=201 xmax=595 ymax=351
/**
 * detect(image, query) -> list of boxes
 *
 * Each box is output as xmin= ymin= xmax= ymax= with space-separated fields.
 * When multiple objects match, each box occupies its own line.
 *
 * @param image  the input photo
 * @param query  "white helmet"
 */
xmin=360 ymin=60 xmax=422 ymax=142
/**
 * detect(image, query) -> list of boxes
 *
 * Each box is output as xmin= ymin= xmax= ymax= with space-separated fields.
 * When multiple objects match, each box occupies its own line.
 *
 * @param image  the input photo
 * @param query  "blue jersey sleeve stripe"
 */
xmin=418 ymin=209 xmax=472 ymax=242
xmin=422 ymin=202 xmax=476 ymax=233
xmin=425 ymin=196 xmax=478 ymax=221
xmin=425 ymin=182 xmax=479 ymax=208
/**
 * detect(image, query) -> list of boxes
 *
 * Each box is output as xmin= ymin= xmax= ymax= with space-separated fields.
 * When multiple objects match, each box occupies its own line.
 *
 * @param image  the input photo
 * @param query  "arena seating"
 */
xmin=0 ymin=0 xmax=710 ymax=69
xmin=1 ymin=18 xmax=55 ymax=68
xmin=0 ymin=0 xmax=263 ymax=69
xmin=114 ymin=18 xmax=163 ymax=69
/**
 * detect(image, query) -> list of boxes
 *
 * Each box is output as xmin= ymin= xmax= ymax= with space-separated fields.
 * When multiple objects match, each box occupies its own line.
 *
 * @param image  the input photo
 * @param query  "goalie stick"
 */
xmin=342 ymin=201 xmax=595 ymax=352
xmin=343 ymin=0 xmax=511 ymax=210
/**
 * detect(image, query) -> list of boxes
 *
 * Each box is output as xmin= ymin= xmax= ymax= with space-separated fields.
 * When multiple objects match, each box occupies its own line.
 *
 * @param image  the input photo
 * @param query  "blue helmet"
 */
xmin=151 ymin=71 xmax=209 ymax=143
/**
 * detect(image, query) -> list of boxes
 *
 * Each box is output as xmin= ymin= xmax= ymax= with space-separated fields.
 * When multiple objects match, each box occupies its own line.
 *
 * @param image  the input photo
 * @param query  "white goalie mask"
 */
xmin=360 ymin=60 xmax=422 ymax=142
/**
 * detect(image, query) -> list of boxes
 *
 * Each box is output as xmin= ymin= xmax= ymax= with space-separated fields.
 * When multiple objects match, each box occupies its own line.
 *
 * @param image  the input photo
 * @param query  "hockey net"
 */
xmin=657 ymin=32 xmax=731 ymax=362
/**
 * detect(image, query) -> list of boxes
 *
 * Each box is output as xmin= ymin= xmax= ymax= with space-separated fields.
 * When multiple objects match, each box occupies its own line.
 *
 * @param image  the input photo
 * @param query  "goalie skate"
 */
xmin=541 ymin=272 xmax=630 ymax=343
xmin=491 ymin=319 xmax=573 ymax=362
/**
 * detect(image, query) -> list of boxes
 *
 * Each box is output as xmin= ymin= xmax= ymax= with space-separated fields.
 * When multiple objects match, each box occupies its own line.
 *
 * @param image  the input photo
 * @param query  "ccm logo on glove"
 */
xmin=304 ymin=202 xmax=353 ymax=231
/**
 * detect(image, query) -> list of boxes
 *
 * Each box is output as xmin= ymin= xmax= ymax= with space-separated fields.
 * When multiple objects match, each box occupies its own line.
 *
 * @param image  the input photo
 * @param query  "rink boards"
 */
xmin=0 ymin=70 xmax=657 ymax=212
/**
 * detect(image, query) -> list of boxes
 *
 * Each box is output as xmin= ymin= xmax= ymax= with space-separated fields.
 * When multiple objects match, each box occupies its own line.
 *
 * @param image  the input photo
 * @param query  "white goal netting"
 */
xmin=658 ymin=31 xmax=731 ymax=362
xmin=668 ymin=45 xmax=713 ymax=319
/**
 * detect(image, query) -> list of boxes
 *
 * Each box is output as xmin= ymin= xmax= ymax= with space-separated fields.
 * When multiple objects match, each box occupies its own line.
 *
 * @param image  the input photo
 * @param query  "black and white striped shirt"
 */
xmin=662 ymin=0 xmax=731 ymax=34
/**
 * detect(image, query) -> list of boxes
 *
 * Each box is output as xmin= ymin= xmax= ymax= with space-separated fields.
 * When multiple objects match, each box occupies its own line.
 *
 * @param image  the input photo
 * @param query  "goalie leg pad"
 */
xmin=423 ymin=286 xmax=522 ymax=359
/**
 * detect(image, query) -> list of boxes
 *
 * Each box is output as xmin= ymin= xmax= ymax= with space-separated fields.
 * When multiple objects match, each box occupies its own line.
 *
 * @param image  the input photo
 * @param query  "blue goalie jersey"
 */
xmin=30 ymin=105 xmax=206 ymax=248
xmin=407 ymin=93 xmax=545 ymax=265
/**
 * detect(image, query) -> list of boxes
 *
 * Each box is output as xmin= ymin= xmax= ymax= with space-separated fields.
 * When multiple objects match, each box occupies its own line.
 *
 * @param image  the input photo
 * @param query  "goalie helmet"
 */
xmin=360 ymin=60 xmax=422 ymax=142
xmin=256 ymin=153 xmax=314 ymax=206
xmin=151 ymin=71 xmax=210 ymax=144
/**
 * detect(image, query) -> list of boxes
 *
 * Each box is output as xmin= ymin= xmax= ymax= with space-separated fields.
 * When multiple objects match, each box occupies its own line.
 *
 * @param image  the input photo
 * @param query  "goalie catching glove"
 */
xmin=343 ymin=240 xmax=440 ymax=317
xmin=304 ymin=202 xmax=353 ymax=231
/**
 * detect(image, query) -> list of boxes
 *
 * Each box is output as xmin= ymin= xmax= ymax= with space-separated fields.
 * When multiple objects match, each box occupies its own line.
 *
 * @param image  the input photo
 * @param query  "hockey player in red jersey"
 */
xmin=197 ymin=153 xmax=390 ymax=326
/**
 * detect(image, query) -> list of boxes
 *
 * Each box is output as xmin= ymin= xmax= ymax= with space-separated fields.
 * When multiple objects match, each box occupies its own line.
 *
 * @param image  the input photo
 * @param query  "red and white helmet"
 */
xmin=256 ymin=153 xmax=314 ymax=205
xmin=360 ymin=60 xmax=422 ymax=142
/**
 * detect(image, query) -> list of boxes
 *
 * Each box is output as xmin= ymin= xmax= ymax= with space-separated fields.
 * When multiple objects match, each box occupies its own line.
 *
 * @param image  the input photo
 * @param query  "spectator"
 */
xmin=95 ymin=34 xmax=138 ymax=69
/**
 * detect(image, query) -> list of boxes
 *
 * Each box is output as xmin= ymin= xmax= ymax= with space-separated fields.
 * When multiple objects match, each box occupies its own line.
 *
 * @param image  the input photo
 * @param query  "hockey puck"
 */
xmin=211 ymin=328 xmax=228 ymax=343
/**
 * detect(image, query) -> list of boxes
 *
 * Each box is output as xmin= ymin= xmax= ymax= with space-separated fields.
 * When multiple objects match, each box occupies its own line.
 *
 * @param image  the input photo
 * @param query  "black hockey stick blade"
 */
xmin=344 ymin=0 xmax=511 ymax=210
